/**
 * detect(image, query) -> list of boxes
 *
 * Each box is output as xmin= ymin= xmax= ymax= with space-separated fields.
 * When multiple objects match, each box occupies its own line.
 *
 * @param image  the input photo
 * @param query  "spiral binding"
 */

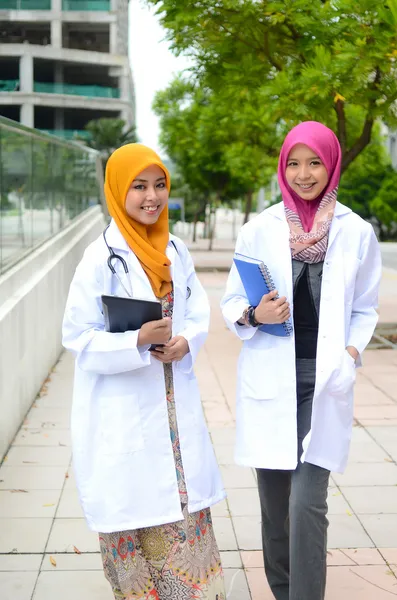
xmin=259 ymin=264 xmax=293 ymax=336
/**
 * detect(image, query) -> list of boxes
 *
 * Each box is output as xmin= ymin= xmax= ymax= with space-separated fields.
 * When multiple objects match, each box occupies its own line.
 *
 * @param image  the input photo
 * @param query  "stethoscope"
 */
xmin=103 ymin=224 xmax=191 ymax=299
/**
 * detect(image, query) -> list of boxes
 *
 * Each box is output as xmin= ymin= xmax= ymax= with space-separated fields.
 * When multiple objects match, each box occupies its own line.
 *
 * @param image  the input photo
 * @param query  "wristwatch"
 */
xmin=242 ymin=306 xmax=260 ymax=327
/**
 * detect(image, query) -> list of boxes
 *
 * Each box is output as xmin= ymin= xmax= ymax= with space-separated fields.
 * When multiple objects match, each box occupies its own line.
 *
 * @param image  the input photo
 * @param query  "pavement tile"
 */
xmin=0 ymin=571 xmax=38 ymax=600
xmin=233 ymin=516 xmax=262 ymax=550
xmin=32 ymin=570 xmax=113 ymax=600
xmin=245 ymin=567 xmax=274 ymax=599
xmin=326 ymin=549 xmax=356 ymax=566
xmin=211 ymin=517 xmax=238 ymax=551
xmin=210 ymin=427 xmax=236 ymax=445
xmin=380 ymin=548 xmax=397 ymax=564
xmin=3 ymin=446 xmax=72 ymax=467
xmin=327 ymin=514 xmax=374 ymax=548
xmin=45 ymin=519 xmax=100 ymax=553
xmin=332 ymin=462 xmax=397 ymax=487
xmin=210 ymin=499 xmax=230 ymax=518
xmin=227 ymin=488 xmax=261 ymax=517
xmin=23 ymin=407 xmax=71 ymax=430
xmin=41 ymin=553 xmax=103 ymax=571
xmin=354 ymin=388 xmax=395 ymax=406
xmin=350 ymin=426 xmax=374 ymax=443
xmin=346 ymin=441 xmax=391 ymax=463
xmin=0 ymin=554 xmax=42 ymax=571
xmin=214 ymin=445 xmax=235 ymax=466
xmin=56 ymin=489 xmax=84 ymax=519
xmin=241 ymin=550 xmax=264 ymax=569
xmin=358 ymin=419 xmax=397 ymax=427
xmin=366 ymin=426 xmax=397 ymax=445
xmin=223 ymin=568 xmax=251 ymax=600
xmin=327 ymin=489 xmax=353 ymax=515
xmin=326 ymin=565 xmax=397 ymax=599
xmin=0 ymin=466 xmax=68 ymax=490
xmin=219 ymin=551 xmax=242 ymax=569
xmin=13 ymin=429 xmax=71 ymax=447
xmin=354 ymin=406 xmax=397 ymax=420
xmin=341 ymin=486 xmax=397 ymax=514
xmin=342 ymin=548 xmax=386 ymax=565
xmin=359 ymin=515 xmax=397 ymax=547
xmin=0 ymin=518 xmax=52 ymax=553
xmin=219 ymin=464 xmax=256 ymax=489
xmin=0 ymin=490 xmax=60 ymax=518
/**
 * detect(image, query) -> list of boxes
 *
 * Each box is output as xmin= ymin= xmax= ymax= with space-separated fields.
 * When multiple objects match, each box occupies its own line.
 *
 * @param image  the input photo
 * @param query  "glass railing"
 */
xmin=0 ymin=80 xmax=19 ymax=92
xmin=39 ymin=129 xmax=92 ymax=140
xmin=62 ymin=0 xmax=110 ymax=10
xmin=0 ymin=0 xmax=51 ymax=8
xmin=34 ymin=82 xmax=120 ymax=99
xmin=0 ymin=117 xmax=103 ymax=275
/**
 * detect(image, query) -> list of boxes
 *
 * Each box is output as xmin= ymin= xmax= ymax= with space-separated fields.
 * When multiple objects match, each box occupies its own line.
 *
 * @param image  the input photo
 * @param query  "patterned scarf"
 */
xmin=277 ymin=121 xmax=342 ymax=263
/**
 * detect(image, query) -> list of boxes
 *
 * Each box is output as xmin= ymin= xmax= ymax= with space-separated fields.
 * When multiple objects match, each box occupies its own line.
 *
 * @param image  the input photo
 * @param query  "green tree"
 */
xmin=153 ymin=76 xmax=278 ymax=236
xmin=370 ymin=168 xmax=397 ymax=240
xmin=338 ymin=124 xmax=391 ymax=219
xmin=147 ymin=0 xmax=397 ymax=171
xmin=154 ymin=79 xmax=250 ymax=247
xmin=81 ymin=118 xmax=137 ymax=173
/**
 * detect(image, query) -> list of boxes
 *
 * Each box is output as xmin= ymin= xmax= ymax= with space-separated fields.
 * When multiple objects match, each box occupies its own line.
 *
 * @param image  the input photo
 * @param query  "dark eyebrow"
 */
xmin=288 ymin=156 xmax=321 ymax=161
xmin=132 ymin=176 xmax=166 ymax=183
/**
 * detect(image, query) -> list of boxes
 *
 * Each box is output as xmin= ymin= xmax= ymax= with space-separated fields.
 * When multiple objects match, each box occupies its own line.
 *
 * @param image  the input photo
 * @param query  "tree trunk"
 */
xmin=203 ymin=202 xmax=210 ymax=238
xmin=243 ymin=190 xmax=253 ymax=224
xmin=192 ymin=213 xmax=198 ymax=243
xmin=208 ymin=206 xmax=217 ymax=251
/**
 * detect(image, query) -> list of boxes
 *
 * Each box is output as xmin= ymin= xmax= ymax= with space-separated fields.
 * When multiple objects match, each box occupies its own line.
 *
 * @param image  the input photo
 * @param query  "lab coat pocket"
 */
xmin=240 ymin=347 xmax=278 ymax=400
xmin=330 ymin=350 xmax=356 ymax=397
xmin=99 ymin=395 xmax=144 ymax=455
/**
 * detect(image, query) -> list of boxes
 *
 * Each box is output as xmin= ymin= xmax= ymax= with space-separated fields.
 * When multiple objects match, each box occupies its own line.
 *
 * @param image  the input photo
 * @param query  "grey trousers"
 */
xmin=256 ymin=359 xmax=330 ymax=600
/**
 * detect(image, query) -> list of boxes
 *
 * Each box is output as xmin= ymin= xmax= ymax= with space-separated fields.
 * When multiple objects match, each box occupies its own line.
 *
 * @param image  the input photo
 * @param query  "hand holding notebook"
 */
xmin=101 ymin=295 xmax=170 ymax=349
xmin=233 ymin=253 xmax=293 ymax=337
xmin=254 ymin=289 xmax=291 ymax=325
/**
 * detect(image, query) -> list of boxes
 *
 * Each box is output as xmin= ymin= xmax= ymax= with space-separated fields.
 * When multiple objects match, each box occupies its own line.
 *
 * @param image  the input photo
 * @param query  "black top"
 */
xmin=293 ymin=262 xmax=322 ymax=359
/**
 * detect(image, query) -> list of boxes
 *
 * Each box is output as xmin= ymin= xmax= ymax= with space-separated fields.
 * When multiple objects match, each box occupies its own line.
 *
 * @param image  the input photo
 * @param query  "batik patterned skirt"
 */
xmin=99 ymin=290 xmax=225 ymax=600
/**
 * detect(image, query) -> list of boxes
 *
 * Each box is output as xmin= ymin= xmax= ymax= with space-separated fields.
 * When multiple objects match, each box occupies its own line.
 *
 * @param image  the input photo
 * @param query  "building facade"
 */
xmin=0 ymin=0 xmax=134 ymax=138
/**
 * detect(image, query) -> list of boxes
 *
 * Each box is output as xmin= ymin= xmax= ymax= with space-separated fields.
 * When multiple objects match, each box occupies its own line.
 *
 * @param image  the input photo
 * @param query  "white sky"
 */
xmin=128 ymin=1 xmax=192 ymax=156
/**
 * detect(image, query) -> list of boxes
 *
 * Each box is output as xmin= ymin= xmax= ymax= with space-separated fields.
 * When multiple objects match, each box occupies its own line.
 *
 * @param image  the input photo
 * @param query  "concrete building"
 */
xmin=0 ymin=0 xmax=134 ymax=138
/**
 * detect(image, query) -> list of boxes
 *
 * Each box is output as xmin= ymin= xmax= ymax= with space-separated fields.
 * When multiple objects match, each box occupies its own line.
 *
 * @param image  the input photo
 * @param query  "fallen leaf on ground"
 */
xmin=50 ymin=556 xmax=57 ymax=567
xmin=23 ymin=461 xmax=38 ymax=464
xmin=43 ymin=503 xmax=55 ymax=507
xmin=73 ymin=546 xmax=82 ymax=554
xmin=11 ymin=489 xmax=28 ymax=493
xmin=65 ymin=473 xmax=69 ymax=479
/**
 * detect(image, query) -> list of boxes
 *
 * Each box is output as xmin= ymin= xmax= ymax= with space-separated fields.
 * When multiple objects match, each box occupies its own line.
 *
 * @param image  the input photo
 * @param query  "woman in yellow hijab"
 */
xmin=63 ymin=143 xmax=226 ymax=600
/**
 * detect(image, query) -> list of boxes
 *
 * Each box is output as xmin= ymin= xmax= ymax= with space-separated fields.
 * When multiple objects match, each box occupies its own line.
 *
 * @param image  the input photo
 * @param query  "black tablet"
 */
xmin=101 ymin=295 xmax=163 ymax=334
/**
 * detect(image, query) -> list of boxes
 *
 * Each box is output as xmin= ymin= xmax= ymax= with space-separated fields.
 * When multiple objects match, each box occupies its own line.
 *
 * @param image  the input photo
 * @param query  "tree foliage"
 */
xmin=147 ymin=0 xmax=397 ymax=171
xmin=81 ymin=118 xmax=137 ymax=172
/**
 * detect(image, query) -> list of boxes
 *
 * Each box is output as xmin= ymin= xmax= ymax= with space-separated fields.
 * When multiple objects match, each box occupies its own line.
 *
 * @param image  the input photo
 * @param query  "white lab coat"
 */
xmin=221 ymin=202 xmax=382 ymax=474
xmin=62 ymin=220 xmax=225 ymax=533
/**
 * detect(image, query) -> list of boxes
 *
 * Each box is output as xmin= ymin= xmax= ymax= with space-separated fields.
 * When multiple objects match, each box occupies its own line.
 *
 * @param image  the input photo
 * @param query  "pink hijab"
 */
xmin=277 ymin=121 xmax=342 ymax=263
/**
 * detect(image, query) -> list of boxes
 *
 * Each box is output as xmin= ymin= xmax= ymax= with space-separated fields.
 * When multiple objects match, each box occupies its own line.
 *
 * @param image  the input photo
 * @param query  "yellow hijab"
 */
xmin=104 ymin=143 xmax=172 ymax=298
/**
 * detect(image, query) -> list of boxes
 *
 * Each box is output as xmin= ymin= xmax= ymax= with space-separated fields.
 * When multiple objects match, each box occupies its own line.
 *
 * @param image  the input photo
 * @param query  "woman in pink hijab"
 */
xmin=221 ymin=121 xmax=382 ymax=600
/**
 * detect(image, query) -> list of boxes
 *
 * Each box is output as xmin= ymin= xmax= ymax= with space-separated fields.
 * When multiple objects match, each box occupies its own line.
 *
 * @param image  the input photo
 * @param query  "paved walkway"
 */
xmin=1 ymin=272 xmax=397 ymax=599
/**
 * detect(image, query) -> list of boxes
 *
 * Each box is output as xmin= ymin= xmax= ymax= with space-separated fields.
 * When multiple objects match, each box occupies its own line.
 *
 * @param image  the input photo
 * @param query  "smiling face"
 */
xmin=125 ymin=164 xmax=169 ymax=224
xmin=285 ymin=143 xmax=329 ymax=201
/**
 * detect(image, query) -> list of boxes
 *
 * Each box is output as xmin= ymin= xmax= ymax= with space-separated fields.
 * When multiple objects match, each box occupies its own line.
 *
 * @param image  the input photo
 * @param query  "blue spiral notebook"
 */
xmin=233 ymin=253 xmax=293 ymax=337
